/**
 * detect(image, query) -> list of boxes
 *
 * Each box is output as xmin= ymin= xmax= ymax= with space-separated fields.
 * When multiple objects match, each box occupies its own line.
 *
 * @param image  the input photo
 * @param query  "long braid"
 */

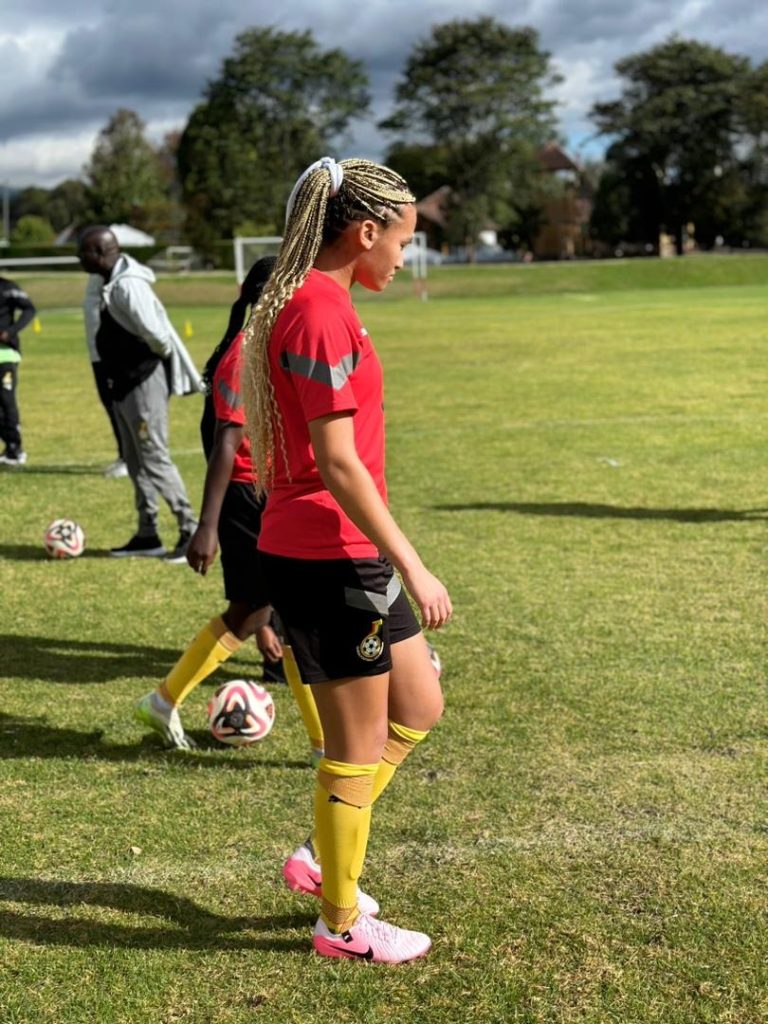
xmin=242 ymin=158 xmax=415 ymax=495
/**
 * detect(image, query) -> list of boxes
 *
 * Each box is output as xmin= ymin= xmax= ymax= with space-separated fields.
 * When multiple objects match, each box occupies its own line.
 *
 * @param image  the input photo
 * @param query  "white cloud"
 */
xmin=0 ymin=130 xmax=97 ymax=188
xmin=1 ymin=0 xmax=767 ymax=185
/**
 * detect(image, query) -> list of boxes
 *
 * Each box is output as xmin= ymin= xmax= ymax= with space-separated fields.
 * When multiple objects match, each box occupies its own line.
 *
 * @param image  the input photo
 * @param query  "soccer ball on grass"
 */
xmin=208 ymin=679 xmax=275 ymax=746
xmin=44 ymin=518 xmax=86 ymax=559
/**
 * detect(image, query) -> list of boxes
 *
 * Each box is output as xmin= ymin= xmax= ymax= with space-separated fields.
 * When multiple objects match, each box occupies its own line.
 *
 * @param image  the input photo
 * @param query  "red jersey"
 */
xmin=258 ymin=269 xmax=386 ymax=559
xmin=212 ymin=332 xmax=254 ymax=484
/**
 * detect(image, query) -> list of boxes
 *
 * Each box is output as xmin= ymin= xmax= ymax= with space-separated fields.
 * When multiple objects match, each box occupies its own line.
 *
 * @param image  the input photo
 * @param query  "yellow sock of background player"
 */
xmin=282 ymin=645 xmax=324 ymax=763
xmin=314 ymin=758 xmax=378 ymax=932
xmin=160 ymin=616 xmax=242 ymax=705
xmin=135 ymin=615 xmax=243 ymax=750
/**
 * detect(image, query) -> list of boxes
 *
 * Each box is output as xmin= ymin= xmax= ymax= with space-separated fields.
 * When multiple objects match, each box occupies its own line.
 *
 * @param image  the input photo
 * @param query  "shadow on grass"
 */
xmin=0 ymin=876 xmax=313 ymax=951
xmin=435 ymin=501 xmax=768 ymax=523
xmin=0 ymin=712 xmax=310 ymax=770
xmin=0 ymin=543 xmax=113 ymax=560
xmin=0 ymin=634 xmax=261 ymax=684
xmin=1 ymin=463 xmax=103 ymax=476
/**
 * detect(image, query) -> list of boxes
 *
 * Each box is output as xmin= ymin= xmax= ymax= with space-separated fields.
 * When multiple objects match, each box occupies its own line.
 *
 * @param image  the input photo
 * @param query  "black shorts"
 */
xmin=259 ymin=552 xmax=421 ymax=683
xmin=218 ymin=482 xmax=270 ymax=608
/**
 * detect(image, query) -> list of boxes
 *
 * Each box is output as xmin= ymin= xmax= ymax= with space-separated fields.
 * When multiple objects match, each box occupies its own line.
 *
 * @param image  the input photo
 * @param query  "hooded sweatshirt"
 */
xmin=83 ymin=254 xmax=202 ymax=397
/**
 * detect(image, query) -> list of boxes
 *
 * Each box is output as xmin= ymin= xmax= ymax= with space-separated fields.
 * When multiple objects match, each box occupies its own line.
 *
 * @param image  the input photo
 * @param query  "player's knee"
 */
xmin=428 ymin=688 xmax=445 ymax=730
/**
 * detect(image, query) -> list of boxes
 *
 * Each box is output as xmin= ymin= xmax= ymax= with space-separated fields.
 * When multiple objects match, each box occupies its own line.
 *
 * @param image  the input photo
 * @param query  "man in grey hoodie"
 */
xmin=79 ymin=225 xmax=201 ymax=562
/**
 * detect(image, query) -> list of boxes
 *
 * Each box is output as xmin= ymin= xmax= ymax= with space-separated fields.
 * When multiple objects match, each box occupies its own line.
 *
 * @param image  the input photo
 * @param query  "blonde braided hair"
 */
xmin=242 ymin=158 xmax=415 ymax=495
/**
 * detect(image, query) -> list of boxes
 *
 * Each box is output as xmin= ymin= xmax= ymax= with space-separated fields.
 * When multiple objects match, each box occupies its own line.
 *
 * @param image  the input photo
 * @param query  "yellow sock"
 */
xmin=370 ymin=720 xmax=429 ymax=803
xmin=314 ymin=758 xmax=378 ymax=933
xmin=160 ymin=616 xmax=242 ymax=706
xmin=283 ymin=645 xmax=324 ymax=753
xmin=307 ymin=723 xmax=430 ymax=859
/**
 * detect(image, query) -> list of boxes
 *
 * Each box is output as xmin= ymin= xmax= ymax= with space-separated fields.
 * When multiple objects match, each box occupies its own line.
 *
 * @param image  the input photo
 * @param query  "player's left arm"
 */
xmin=1 ymin=285 xmax=36 ymax=346
xmin=308 ymin=412 xmax=452 ymax=630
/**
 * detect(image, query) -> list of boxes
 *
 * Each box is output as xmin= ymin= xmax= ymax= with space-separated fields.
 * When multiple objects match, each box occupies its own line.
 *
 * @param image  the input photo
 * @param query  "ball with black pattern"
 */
xmin=44 ymin=518 xmax=86 ymax=559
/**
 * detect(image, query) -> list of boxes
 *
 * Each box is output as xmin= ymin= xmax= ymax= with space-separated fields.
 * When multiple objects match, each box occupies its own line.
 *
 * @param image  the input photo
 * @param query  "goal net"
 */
xmin=233 ymin=236 xmax=283 ymax=286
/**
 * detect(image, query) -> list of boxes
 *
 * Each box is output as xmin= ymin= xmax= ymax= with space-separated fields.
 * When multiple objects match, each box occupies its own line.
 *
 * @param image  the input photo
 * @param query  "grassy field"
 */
xmin=1 ymin=258 xmax=767 ymax=1023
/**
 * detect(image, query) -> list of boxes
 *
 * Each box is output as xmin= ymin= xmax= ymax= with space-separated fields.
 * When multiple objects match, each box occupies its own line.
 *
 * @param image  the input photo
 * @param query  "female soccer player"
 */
xmin=243 ymin=157 xmax=451 ymax=963
xmin=134 ymin=258 xmax=323 ymax=758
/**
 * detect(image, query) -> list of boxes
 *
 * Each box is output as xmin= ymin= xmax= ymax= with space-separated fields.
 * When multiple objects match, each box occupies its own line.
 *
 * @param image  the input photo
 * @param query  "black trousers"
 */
xmin=0 ymin=362 xmax=21 ymax=451
xmin=91 ymin=360 xmax=124 ymax=459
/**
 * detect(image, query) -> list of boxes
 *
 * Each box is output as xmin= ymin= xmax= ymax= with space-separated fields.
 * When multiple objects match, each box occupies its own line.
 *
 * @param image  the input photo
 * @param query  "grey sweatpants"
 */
xmin=114 ymin=363 xmax=196 ymax=538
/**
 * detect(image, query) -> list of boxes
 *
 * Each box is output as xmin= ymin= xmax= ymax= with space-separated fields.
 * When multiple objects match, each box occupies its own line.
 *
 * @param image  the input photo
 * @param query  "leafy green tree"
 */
xmin=178 ymin=27 xmax=369 ymax=251
xmin=10 ymin=214 xmax=55 ymax=244
xmin=383 ymin=142 xmax=451 ymax=200
xmin=10 ymin=187 xmax=50 ymax=225
xmin=380 ymin=17 xmax=561 ymax=252
xmin=10 ymin=180 xmax=89 ymax=235
xmin=590 ymin=38 xmax=757 ymax=253
xmin=47 ymin=180 xmax=89 ymax=233
xmin=734 ymin=61 xmax=768 ymax=246
xmin=84 ymin=109 xmax=167 ymax=229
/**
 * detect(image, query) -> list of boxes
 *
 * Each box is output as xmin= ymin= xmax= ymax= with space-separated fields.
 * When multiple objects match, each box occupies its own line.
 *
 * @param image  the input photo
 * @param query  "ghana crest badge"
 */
xmin=357 ymin=619 xmax=385 ymax=662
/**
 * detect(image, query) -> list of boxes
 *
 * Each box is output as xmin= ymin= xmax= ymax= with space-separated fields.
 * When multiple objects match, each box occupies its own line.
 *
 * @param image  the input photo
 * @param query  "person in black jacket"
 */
xmin=0 ymin=276 xmax=36 ymax=466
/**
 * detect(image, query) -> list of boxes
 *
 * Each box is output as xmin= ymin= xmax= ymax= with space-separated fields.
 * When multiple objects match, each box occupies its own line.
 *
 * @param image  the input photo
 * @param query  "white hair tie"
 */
xmin=285 ymin=156 xmax=344 ymax=226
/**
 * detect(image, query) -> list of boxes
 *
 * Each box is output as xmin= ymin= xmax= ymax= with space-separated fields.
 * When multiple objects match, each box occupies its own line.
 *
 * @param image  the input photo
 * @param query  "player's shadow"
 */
xmin=0 ymin=634 xmax=261 ymax=684
xmin=0 ymin=876 xmax=313 ymax=951
xmin=0 ymin=543 xmax=113 ymax=560
xmin=0 ymin=712 xmax=310 ymax=771
xmin=434 ymin=501 xmax=768 ymax=523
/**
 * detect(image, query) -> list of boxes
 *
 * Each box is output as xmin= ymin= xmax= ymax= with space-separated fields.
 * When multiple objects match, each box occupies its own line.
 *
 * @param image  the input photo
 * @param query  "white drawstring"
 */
xmin=285 ymin=156 xmax=344 ymax=226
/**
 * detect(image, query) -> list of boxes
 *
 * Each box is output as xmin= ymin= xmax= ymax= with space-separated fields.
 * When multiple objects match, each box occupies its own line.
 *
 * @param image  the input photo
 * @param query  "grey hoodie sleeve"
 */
xmin=110 ymin=276 xmax=175 ymax=358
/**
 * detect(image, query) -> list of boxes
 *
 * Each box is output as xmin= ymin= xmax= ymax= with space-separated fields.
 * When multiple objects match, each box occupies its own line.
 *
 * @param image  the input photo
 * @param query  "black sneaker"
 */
xmin=164 ymin=529 xmax=194 ymax=564
xmin=110 ymin=534 xmax=166 ymax=558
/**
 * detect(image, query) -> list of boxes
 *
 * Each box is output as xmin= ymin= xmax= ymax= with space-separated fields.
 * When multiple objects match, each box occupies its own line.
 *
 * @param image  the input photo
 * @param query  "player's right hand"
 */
xmin=401 ymin=564 xmax=452 ymax=630
xmin=186 ymin=524 xmax=218 ymax=575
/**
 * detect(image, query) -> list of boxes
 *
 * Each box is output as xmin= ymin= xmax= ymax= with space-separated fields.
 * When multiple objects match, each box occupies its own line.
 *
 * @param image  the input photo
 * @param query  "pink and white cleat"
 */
xmin=283 ymin=840 xmax=379 ymax=916
xmin=313 ymin=913 xmax=431 ymax=963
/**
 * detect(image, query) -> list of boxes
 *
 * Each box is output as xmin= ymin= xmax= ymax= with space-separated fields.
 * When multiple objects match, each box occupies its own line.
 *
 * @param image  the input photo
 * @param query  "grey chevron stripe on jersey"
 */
xmin=216 ymin=377 xmax=242 ymax=409
xmin=344 ymin=575 xmax=402 ymax=617
xmin=280 ymin=349 xmax=360 ymax=390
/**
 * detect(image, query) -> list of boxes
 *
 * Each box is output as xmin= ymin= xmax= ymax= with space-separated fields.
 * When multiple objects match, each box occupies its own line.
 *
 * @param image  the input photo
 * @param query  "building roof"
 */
xmin=538 ymin=142 xmax=580 ymax=173
xmin=416 ymin=185 xmax=452 ymax=227
xmin=109 ymin=223 xmax=155 ymax=246
xmin=54 ymin=222 xmax=156 ymax=246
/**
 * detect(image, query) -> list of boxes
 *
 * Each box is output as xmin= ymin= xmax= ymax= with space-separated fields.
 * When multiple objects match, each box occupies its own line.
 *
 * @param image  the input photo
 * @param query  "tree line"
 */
xmin=9 ymin=17 xmax=768 ymax=258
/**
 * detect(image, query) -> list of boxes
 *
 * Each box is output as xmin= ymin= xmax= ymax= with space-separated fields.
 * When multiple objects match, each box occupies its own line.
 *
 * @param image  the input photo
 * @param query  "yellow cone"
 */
xmin=183 ymin=319 xmax=193 ymax=339
xmin=32 ymin=317 xmax=42 ymax=334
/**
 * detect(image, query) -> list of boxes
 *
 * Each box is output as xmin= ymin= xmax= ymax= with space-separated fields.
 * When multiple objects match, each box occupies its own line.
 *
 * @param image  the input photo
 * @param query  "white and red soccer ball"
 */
xmin=208 ymin=679 xmax=275 ymax=747
xmin=44 ymin=518 xmax=86 ymax=559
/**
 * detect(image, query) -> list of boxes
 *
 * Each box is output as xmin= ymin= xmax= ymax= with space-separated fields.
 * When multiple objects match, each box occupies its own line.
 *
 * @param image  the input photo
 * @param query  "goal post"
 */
xmin=410 ymin=231 xmax=428 ymax=281
xmin=233 ymin=236 xmax=283 ymax=286
xmin=410 ymin=230 xmax=429 ymax=301
xmin=233 ymin=231 xmax=430 ymax=295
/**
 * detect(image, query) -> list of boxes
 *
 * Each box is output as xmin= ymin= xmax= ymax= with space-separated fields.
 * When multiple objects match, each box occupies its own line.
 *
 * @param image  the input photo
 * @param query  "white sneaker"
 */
xmin=134 ymin=691 xmax=196 ymax=749
xmin=104 ymin=458 xmax=128 ymax=479
xmin=283 ymin=841 xmax=379 ymax=916
xmin=313 ymin=913 xmax=431 ymax=963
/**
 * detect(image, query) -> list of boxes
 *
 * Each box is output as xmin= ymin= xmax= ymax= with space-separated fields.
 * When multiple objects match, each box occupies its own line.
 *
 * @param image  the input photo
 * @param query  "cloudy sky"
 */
xmin=2 ymin=0 xmax=767 ymax=188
